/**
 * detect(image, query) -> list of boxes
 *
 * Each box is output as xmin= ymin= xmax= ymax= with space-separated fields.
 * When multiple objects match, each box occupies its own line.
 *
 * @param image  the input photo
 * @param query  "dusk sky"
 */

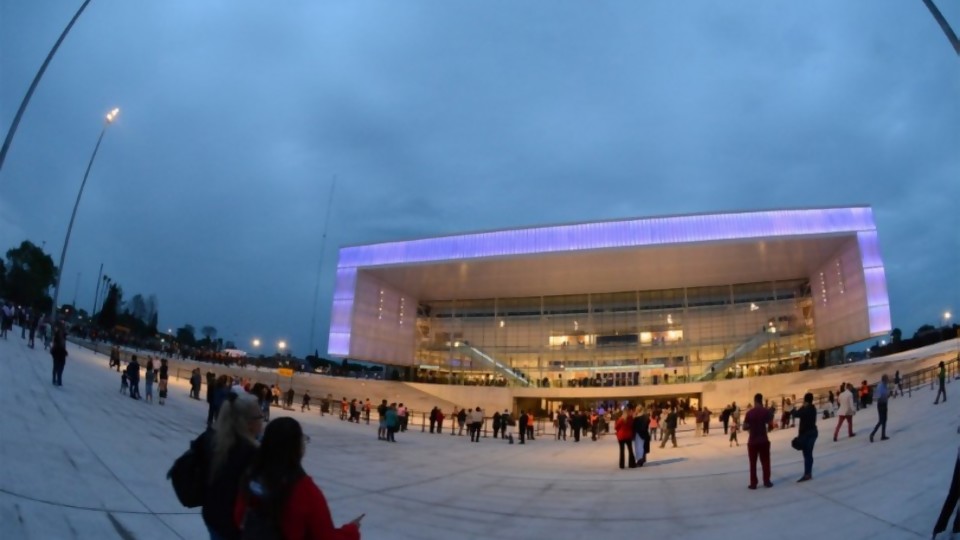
xmin=1 ymin=1 xmax=958 ymax=357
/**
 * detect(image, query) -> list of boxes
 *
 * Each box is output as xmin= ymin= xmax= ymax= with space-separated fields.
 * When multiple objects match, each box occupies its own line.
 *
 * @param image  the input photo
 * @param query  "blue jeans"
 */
xmin=801 ymin=430 xmax=818 ymax=476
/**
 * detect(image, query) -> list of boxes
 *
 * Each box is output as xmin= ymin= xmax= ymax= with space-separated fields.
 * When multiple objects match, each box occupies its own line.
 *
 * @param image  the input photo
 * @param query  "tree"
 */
xmin=148 ymin=312 xmax=158 ymax=335
xmin=98 ymin=284 xmax=122 ymax=329
xmin=176 ymin=324 xmax=196 ymax=346
xmin=891 ymin=328 xmax=902 ymax=344
xmin=915 ymin=324 xmax=936 ymax=338
xmin=201 ymin=325 xmax=217 ymax=342
xmin=0 ymin=258 xmax=6 ymax=296
xmin=5 ymin=240 xmax=56 ymax=310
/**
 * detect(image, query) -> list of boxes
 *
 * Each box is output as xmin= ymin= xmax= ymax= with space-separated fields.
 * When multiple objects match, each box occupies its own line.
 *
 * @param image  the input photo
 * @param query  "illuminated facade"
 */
xmin=328 ymin=207 xmax=891 ymax=386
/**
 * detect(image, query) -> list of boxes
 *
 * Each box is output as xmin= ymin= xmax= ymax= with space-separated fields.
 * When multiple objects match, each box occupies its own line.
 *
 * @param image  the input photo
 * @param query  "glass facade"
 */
xmin=414 ymin=279 xmax=814 ymax=386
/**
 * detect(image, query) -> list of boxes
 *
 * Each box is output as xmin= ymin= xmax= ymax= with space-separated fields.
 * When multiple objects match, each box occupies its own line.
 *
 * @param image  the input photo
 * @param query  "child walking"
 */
xmin=120 ymin=370 xmax=129 ymax=395
xmin=729 ymin=416 xmax=740 ymax=447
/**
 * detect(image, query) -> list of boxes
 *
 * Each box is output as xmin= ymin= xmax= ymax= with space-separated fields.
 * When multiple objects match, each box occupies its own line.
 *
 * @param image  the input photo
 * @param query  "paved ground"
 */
xmin=0 ymin=334 xmax=956 ymax=539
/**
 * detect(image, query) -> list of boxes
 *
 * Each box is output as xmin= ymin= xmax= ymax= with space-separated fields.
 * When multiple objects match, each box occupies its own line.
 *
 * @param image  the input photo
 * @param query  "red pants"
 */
xmin=747 ymin=441 xmax=771 ymax=487
xmin=834 ymin=415 xmax=854 ymax=439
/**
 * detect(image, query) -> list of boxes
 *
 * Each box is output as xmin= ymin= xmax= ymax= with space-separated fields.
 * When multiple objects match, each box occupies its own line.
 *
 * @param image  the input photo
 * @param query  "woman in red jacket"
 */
xmin=615 ymin=407 xmax=636 ymax=469
xmin=235 ymin=417 xmax=362 ymax=539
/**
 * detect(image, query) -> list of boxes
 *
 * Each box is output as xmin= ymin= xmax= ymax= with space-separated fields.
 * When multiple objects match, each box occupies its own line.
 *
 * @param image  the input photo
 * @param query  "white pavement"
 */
xmin=0 ymin=335 xmax=957 ymax=540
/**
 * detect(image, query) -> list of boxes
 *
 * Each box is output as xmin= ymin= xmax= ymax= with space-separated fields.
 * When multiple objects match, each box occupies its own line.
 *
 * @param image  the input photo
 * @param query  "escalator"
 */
xmin=455 ymin=345 xmax=531 ymax=386
xmin=698 ymin=332 xmax=775 ymax=381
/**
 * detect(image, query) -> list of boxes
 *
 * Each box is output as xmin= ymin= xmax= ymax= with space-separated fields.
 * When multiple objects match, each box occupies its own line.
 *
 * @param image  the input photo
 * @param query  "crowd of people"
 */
xmin=6 ymin=318 xmax=956 ymax=539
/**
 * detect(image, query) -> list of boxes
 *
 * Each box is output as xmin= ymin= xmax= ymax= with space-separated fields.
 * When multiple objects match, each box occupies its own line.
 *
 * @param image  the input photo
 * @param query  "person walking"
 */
xmin=632 ymin=406 xmax=651 ymax=467
xmin=158 ymin=359 xmax=169 ymax=405
xmin=556 ymin=410 xmax=568 ymax=441
xmin=492 ymin=411 xmax=502 ymax=439
xmin=518 ymin=410 xmax=528 ymax=444
xmin=127 ymin=356 xmax=141 ymax=400
xmin=794 ymin=392 xmax=818 ymax=482
xmin=660 ymin=408 xmax=678 ymax=449
xmin=50 ymin=325 xmax=68 ymax=387
xmin=377 ymin=400 xmax=389 ymax=440
xmin=870 ymin=374 xmax=892 ymax=442
xmin=457 ymin=407 xmax=467 ymax=436
xmin=833 ymin=383 xmax=857 ymax=442
xmin=935 ymin=361 xmax=948 ymax=405
xmin=615 ymin=408 xmax=637 ymax=469
xmin=729 ymin=413 xmax=740 ymax=447
xmin=744 ymin=393 xmax=773 ymax=489
xmin=469 ymin=407 xmax=483 ymax=442
xmin=893 ymin=370 xmax=902 ymax=398
xmin=385 ymin=403 xmax=399 ymax=442
xmin=144 ymin=358 xmax=155 ymax=404
xmin=301 ymin=391 xmax=312 ymax=412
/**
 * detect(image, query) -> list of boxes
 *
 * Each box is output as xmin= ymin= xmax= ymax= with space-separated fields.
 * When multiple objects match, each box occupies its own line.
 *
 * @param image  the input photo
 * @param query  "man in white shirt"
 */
xmin=833 ymin=383 xmax=857 ymax=442
xmin=468 ymin=407 xmax=484 ymax=442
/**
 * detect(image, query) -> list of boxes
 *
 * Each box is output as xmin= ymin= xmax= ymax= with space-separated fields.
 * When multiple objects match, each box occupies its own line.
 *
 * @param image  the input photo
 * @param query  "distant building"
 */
xmin=328 ymin=207 xmax=891 ymax=385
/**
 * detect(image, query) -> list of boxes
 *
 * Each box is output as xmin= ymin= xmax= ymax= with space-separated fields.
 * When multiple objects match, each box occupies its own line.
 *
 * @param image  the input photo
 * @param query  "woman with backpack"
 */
xmin=203 ymin=391 xmax=263 ymax=540
xmin=234 ymin=417 xmax=362 ymax=539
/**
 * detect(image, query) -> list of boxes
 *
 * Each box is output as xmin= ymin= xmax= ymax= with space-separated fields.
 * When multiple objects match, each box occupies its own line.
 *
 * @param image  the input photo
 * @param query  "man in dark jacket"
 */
xmin=632 ymin=408 xmax=651 ymax=466
xmin=50 ymin=326 xmax=68 ymax=386
xmin=127 ymin=356 xmax=141 ymax=399
xmin=492 ymin=411 xmax=502 ymax=438
xmin=660 ymin=408 xmax=678 ymax=448
xmin=518 ymin=410 xmax=528 ymax=444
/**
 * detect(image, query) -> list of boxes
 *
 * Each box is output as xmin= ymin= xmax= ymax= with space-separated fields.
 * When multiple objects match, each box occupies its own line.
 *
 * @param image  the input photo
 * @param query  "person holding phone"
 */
xmin=235 ymin=417 xmax=362 ymax=539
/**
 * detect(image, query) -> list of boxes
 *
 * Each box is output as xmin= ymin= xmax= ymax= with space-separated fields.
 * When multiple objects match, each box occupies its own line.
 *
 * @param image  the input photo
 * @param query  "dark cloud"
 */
xmin=1 ymin=0 xmax=958 ymax=354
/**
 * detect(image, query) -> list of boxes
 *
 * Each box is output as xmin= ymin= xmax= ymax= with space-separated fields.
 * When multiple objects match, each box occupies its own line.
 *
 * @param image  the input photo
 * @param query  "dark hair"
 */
xmin=240 ymin=417 xmax=306 ymax=521
xmin=754 ymin=393 xmax=763 ymax=404
xmin=803 ymin=392 xmax=814 ymax=404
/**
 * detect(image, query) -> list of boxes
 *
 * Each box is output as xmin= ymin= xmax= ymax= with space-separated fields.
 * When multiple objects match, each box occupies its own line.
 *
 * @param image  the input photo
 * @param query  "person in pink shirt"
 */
xmin=743 ymin=393 xmax=773 ymax=489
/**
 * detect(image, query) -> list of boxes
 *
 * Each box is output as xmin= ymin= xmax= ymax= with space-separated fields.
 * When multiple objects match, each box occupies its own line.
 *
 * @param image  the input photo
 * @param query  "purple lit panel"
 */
xmin=863 ymin=266 xmax=891 ymax=335
xmin=328 ymin=333 xmax=350 ymax=356
xmin=338 ymin=207 xmax=877 ymax=269
xmin=333 ymin=268 xmax=357 ymax=300
xmin=332 ymin=206 xmax=891 ymax=356
xmin=869 ymin=306 xmax=892 ymax=334
xmin=857 ymin=231 xmax=883 ymax=269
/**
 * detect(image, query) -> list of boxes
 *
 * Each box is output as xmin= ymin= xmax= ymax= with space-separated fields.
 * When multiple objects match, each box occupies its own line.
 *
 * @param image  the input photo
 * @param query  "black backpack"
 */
xmin=240 ymin=504 xmax=283 ymax=540
xmin=167 ymin=430 xmax=211 ymax=508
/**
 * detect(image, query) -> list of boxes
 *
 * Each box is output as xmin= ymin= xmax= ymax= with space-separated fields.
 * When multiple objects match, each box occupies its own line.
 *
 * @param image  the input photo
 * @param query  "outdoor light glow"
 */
xmin=278 ymin=340 xmax=287 ymax=350
xmin=105 ymin=108 xmax=120 ymax=123
xmin=252 ymin=338 xmax=261 ymax=348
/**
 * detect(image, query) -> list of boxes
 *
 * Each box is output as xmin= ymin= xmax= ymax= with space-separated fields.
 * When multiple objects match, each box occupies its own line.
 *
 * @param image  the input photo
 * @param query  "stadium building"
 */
xmin=328 ymin=207 xmax=890 ymax=388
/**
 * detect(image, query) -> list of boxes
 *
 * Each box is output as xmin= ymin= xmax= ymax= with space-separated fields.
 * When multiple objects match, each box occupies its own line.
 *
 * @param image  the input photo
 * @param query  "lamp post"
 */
xmin=0 ymin=0 xmax=94 ymax=177
xmin=945 ymin=311 xmax=952 ymax=327
xmin=50 ymin=107 xmax=120 ymax=320
xmin=278 ymin=340 xmax=287 ymax=355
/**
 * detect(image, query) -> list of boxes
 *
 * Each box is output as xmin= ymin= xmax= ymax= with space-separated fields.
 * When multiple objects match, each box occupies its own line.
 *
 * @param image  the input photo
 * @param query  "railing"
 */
xmin=805 ymin=352 xmax=959 ymax=412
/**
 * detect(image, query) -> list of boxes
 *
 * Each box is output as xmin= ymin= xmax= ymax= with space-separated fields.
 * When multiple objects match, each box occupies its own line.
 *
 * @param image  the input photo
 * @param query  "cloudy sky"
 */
xmin=1 ymin=1 xmax=958 ymax=356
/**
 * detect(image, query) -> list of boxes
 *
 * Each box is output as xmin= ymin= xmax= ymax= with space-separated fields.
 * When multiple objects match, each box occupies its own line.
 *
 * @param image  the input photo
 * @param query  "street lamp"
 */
xmin=278 ymin=340 xmax=287 ymax=354
xmin=0 ymin=0 xmax=94 ymax=177
xmin=252 ymin=338 xmax=261 ymax=348
xmin=945 ymin=311 xmax=953 ymax=327
xmin=50 ymin=107 xmax=120 ymax=320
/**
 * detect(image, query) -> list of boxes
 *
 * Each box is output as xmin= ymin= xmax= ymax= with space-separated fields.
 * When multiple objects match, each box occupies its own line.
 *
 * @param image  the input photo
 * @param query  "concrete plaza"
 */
xmin=0 ymin=335 xmax=955 ymax=539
